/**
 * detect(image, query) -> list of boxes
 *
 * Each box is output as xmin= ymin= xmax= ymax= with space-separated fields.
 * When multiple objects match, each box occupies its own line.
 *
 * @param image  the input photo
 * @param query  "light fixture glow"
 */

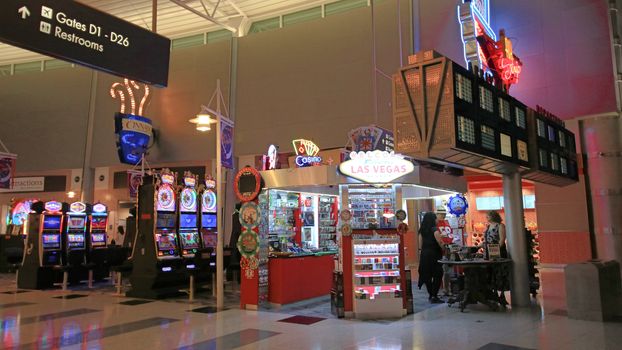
xmin=189 ymin=113 xmax=216 ymax=132
xmin=67 ymin=191 xmax=76 ymax=199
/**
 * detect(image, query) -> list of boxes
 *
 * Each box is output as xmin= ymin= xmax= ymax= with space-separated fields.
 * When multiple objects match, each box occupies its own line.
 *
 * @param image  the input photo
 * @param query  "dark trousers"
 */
xmin=425 ymin=274 xmax=442 ymax=298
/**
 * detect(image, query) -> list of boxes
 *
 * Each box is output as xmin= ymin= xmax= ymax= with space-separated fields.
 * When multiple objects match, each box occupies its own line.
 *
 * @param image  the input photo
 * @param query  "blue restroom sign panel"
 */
xmin=0 ymin=0 xmax=170 ymax=87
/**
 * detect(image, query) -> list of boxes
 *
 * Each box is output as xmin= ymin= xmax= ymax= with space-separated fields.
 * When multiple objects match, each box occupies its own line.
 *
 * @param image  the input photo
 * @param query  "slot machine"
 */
xmin=88 ymin=203 xmax=108 ymax=251
xmin=18 ymin=200 xmax=67 ymax=289
xmin=154 ymin=169 xmax=181 ymax=262
xmin=200 ymin=176 xmax=217 ymax=250
xmin=127 ymin=170 xmax=186 ymax=299
xmin=63 ymin=201 xmax=88 ymax=265
xmin=40 ymin=201 xmax=65 ymax=266
xmin=178 ymin=172 xmax=201 ymax=261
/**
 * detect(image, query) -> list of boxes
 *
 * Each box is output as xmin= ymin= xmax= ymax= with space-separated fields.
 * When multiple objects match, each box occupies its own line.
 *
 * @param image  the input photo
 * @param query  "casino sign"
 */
xmin=339 ymin=151 xmax=415 ymax=183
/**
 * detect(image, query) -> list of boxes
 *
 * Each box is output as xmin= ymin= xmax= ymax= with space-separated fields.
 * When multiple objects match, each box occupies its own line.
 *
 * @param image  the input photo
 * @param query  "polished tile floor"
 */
xmin=1 ymin=273 xmax=621 ymax=350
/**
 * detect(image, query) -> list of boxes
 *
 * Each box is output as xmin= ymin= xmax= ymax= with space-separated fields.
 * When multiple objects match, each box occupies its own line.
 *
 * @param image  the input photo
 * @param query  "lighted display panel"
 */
xmin=89 ymin=204 xmax=108 ymax=249
xmin=200 ymin=189 xmax=217 ymax=250
xmin=452 ymin=62 xmax=530 ymax=169
xmin=156 ymin=185 xmax=176 ymax=212
xmin=155 ymin=180 xmax=179 ymax=261
xmin=65 ymin=215 xmax=87 ymax=250
xmin=394 ymin=52 xmax=577 ymax=187
xmin=523 ymin=108 xmax=579 ymax=186
xmin=41 ymin=211 xmax=63 ymax=266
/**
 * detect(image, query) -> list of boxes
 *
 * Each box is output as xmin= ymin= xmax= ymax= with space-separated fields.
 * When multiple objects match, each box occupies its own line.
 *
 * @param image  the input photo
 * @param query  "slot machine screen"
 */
xmin=42 ymin=234 xmax=60 ymax=244
xmin=43 ymin=216 xmax=62 ymax=231
xmin=179 ymin=214 xmax=197 ymax=228
xmin=68 ymin=216 xmax=86 ymax=229
xmin=155 ymin=232 xmax=178 ymax=251
xmin=202 ymin=213 xmax=217 ymax=229
xmin=90 ymin=217 xmax=107 ymax=230
xmin=180 ymin=232 xmax=200 ymax=249
xmin=67 ymin=234 xmax=85 ymax=242
xmin=91 ymin=233 xmax=106 ymax=243
xmin=156 ymin=213 xmax=176 ymax=229
xmin=42 ymin=234 xmax=61 ymax=249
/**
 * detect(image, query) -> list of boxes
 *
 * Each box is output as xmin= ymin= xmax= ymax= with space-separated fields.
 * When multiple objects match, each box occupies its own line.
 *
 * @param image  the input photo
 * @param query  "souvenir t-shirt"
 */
xmin=438 ymin=219 xmax=453 ymax=244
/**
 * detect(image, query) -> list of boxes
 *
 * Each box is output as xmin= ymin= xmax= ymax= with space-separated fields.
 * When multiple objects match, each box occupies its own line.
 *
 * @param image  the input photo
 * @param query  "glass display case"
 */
xmin=268 ymin=190 xmax=299 ymax=248
xmin=318 ymin=195 xmax=337 ymax=249
xmin=348 ymin=186 xmax=396 ymax=229
xmin=352 ymin=237 xmax=403 ymax=318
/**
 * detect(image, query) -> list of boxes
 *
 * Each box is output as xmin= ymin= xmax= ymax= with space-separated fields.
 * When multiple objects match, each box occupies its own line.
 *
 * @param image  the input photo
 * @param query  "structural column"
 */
xmin=80 ymin=71 xmax=98 ymax=203
xmin=580 ymin=115 xmax=622 ymax=277
xmin=502 ymin=170 xmax=530 ymax=307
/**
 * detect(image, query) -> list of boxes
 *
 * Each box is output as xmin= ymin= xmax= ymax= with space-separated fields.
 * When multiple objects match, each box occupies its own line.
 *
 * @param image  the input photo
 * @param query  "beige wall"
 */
xmin=0 ymin=0 xmax=410 ymax=173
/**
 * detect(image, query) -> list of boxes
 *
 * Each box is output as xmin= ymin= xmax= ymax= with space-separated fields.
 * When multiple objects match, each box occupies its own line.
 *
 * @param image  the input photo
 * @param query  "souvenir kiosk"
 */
xmin=239 ymin=136 xmax=465 ymax=320
xmin=18 ymin=201 xmax=68 ymax=289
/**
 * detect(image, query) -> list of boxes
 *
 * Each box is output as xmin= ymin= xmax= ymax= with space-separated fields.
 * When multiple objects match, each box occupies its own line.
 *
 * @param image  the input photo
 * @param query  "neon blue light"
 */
xmin=457 ymin=0 xmax=497 ymax=69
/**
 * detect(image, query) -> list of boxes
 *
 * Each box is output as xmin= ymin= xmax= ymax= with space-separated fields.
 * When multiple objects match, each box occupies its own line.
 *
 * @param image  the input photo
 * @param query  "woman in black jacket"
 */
xmin=417 ymin=212 xmax=445 ymax=303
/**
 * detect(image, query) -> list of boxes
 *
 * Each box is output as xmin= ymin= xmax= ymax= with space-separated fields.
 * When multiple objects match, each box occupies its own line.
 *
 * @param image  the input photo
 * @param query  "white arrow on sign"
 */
xmin=18 ymin=6 xmax=31 ymax=19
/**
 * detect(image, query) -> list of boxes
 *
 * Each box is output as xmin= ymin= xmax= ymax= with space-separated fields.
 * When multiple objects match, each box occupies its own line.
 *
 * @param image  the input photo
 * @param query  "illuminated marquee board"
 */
xmin=69 ymin=201 xmax=86 ymax=214
xmin=292 ymin=139 xmax=322 ymax=167
xmin=44 ymin=201 xmax=62 ymax=212
xmin=339 ymin=151 xmax=414 ymax=183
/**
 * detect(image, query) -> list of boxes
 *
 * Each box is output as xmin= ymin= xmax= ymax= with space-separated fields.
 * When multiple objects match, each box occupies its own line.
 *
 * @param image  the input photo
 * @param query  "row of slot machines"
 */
xmin=17 ymin=200 xmax=109 ymax=290
xmin=27 ymin=200 xmax=108 ymax=267
xmin=126 ymin=170 xmax=217 ymax=298
xmin=152 ymin=170 xmax=217 ymax=264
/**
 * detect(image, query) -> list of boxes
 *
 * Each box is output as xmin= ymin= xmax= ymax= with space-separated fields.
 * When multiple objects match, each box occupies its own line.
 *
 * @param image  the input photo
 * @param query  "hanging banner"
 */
xmin=220 ymin=116 xmax=234 ymax=169
xmin=0 ymin=153 xmax=17 ymax=189
xmin=127 ymin=170 xmax=143 ymax=198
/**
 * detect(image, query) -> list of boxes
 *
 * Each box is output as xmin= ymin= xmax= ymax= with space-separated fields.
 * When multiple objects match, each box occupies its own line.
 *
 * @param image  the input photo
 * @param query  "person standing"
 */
xmin=418 ymin=212 xmax=444 ymax=303
xmin=484 ymin=210 xmax=507 ymax=257
xmin=484 ymin=210 xmax=510 ymax=306
xmin=436 ymin=207 xmax=453 ymax=296
xmin=113 ymin=225 xmax=125 ymax=247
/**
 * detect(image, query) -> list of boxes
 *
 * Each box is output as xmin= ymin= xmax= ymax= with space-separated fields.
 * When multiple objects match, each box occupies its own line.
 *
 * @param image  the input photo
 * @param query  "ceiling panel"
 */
xmin=0 ymin=0 xmax=333 ymax=66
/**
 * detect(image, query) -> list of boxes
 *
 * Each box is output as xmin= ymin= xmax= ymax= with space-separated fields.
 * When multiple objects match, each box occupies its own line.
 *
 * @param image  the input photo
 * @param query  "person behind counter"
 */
xmin=418 ymin=212 xmax=444 ymax=304
xmin=484 ymin=210 xmax=507 ymax=258
xmin=483 ymin=210 xmax=510 ymax=306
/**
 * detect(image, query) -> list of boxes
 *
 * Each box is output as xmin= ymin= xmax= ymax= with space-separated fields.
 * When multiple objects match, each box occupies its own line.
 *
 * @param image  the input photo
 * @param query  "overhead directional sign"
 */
xmin=0 ymin=0 xmax=171 ymax=87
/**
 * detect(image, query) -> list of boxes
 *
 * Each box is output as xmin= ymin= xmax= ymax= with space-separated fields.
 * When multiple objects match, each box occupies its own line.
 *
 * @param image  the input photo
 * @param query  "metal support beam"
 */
xmin=502 ymin=171 xmax=530 ymax=307
xmin=169 ymin=0 xmax=237 ymax=32
xmin=152 ymin=0 xmax=157 ymax=33
xmin=80 ymin=71 xmax=98 ymax=203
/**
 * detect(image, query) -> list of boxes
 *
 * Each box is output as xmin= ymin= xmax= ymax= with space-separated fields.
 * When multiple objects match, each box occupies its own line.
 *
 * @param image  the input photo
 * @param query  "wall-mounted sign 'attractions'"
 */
xmin=292 ymin=139 xmax=322 ymax=167
xmin=339 ymin=151 xmax=415 ymax=183
xmin=457 ymin=0 xmax=522 ymax=91
xmin=0 ymin=0 xmax=170 ymax=86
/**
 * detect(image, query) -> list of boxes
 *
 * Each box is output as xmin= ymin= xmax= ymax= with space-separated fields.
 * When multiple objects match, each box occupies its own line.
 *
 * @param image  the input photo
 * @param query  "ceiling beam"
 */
xmin=168 ymin=0 xmax=236 ymax=32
